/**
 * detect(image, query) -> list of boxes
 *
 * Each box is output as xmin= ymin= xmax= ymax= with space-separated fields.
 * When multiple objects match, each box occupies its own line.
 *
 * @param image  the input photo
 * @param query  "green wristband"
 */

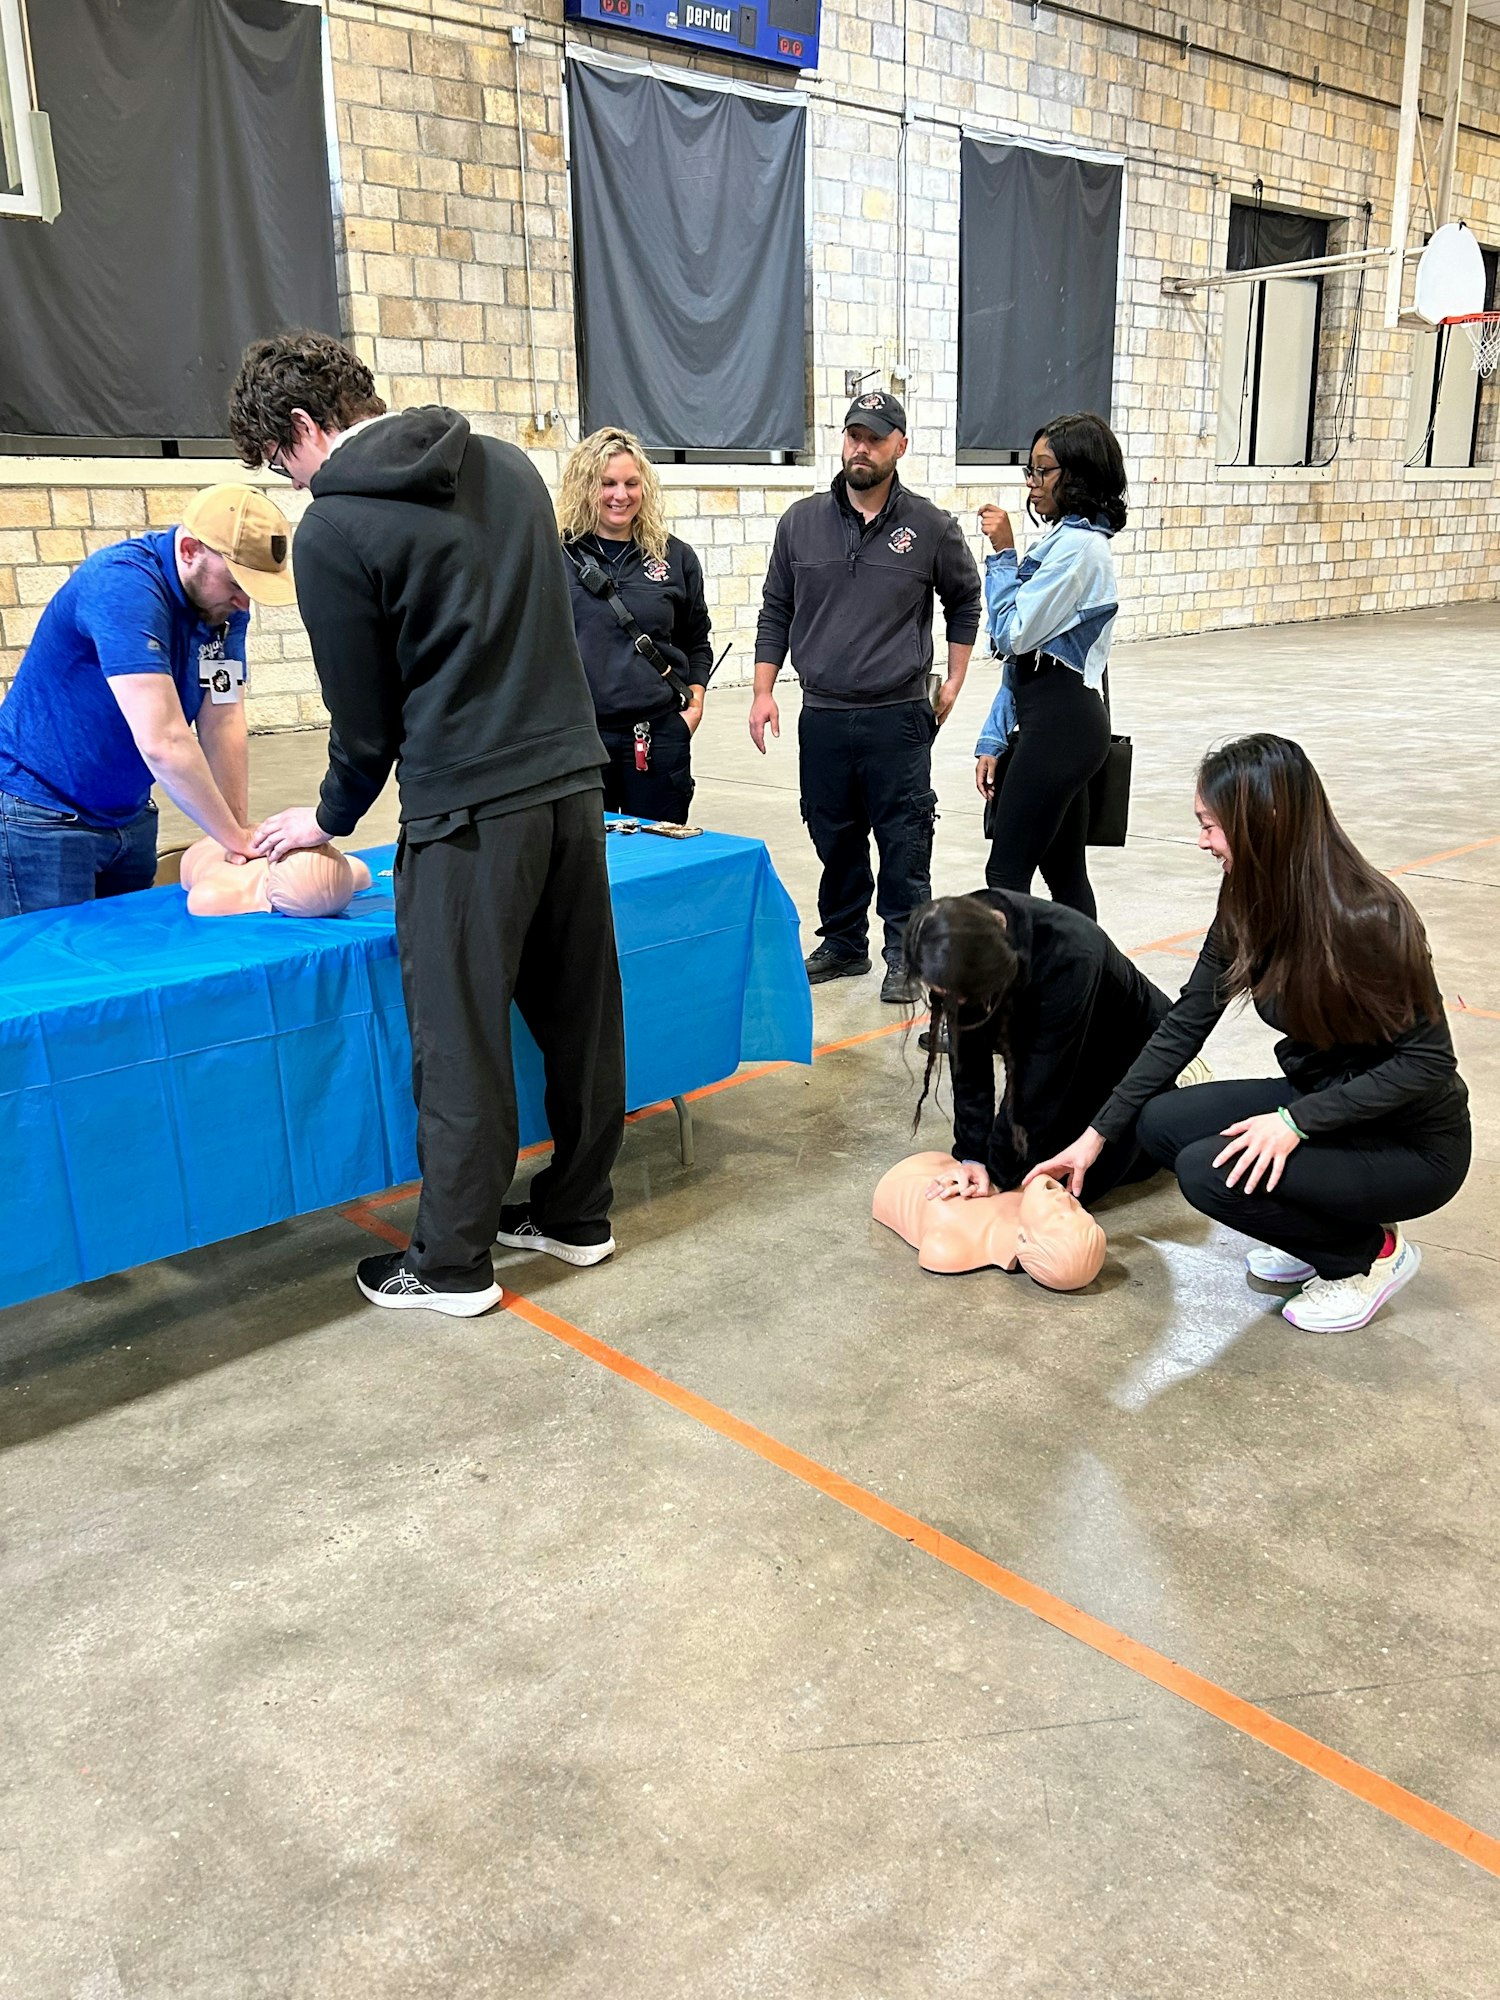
xmin=1278 ymin=1106 xmax=1307 ymax=1141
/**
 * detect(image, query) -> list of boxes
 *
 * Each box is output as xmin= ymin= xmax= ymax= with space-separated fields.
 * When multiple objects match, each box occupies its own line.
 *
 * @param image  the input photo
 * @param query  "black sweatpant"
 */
xmin=1137 ymin=1080 xmax=1471 ymax=1280
xmin=393 ymin=788 xmax=626 ymax=1286
xmin=799 ymin=699 xmax=938 ymax=964
xmin=985 ymin=660 xmax=1110 ymax=918
xmin=598 ymin=711 xmax=694 ymax=824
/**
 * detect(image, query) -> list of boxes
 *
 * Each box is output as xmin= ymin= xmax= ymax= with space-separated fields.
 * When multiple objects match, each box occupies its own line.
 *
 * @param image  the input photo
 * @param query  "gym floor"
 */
xmin=4 ymin=603 xmax=1498 ymax=1998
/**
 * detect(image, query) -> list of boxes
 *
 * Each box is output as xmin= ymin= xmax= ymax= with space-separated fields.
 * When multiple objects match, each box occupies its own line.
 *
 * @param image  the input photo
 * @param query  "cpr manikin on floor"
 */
xmin=178 ymin=837 xmax=372 ymax=918
xmin=874 ymin=1153 xmax=1106 ymax=1290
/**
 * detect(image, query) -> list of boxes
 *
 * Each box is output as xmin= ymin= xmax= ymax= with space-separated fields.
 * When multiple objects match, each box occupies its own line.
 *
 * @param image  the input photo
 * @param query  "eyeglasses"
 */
xmin=1022 ymin=459 xmax=1060 ymax=484
xmin=267 ymin=445 xmax=291 ymax=480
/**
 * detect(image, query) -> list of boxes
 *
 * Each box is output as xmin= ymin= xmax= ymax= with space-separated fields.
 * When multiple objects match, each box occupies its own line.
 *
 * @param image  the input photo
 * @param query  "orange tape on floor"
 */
xmin=331 ymin=1218 xmax=1500 ymax=1883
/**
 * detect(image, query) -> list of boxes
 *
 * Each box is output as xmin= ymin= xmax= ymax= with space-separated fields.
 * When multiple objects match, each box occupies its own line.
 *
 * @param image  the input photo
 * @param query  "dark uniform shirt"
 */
xmin=563 ymin=533 xmax=714 ymax=726
xmin=754 ymin=472 xmax=982 ymax=709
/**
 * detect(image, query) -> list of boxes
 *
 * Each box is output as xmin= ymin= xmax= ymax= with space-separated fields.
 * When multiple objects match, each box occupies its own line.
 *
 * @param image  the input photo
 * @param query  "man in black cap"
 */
xmin=750 ymin=393 xmax=982 ymax=1003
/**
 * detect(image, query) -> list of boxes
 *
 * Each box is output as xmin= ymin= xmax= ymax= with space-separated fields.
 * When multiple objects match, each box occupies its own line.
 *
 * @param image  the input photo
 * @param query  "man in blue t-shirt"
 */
xmin=0 ymin=484 xmax=296 ymax=917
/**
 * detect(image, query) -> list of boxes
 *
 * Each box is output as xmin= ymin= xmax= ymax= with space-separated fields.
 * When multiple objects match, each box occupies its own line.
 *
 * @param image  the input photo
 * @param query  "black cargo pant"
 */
xmin=798 ymin=699 xmax=938 ymax=965
xmin=393 ymin=787 xmax=626 ymax=1287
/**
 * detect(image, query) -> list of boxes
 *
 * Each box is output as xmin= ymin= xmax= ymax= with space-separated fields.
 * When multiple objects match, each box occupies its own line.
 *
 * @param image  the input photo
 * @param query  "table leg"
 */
xmin=672 ymin=1094 xmax=695 ymax=1168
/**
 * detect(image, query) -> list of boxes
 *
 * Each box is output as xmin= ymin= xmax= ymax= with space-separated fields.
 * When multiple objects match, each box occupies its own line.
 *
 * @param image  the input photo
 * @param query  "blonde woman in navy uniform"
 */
xmin=558 ymin=429 xmax=714 ymax=824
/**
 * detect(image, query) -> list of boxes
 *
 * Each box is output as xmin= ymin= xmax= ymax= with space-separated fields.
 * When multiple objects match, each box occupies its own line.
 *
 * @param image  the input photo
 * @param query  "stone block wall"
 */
xmin=3 ymin=0 xmax=1500 ymax=731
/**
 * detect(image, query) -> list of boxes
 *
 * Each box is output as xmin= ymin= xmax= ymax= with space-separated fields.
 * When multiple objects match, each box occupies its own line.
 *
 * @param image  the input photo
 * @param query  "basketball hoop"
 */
xmin=1444 ymin=313 xmax=1500 ymax=377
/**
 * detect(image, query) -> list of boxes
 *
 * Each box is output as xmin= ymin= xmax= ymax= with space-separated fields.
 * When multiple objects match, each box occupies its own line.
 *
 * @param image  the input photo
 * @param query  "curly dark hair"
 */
xmin=228 ymin=331 xmax=386 ymax=467
xmin=1029 ymin=411 xmax=1128 ymax=533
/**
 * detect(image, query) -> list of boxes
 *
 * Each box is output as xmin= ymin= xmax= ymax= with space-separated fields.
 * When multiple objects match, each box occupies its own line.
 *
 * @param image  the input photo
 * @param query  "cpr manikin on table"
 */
xmin=178 ymin=837 xmax=373 ymax=918
xmin=873 ymin=1152 xmax=1107 ymax=1290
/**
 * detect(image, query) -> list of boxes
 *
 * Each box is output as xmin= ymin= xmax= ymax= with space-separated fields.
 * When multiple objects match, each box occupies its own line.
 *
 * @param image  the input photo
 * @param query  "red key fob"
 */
xmin=634 ymin=722 xmax=650 ymax=772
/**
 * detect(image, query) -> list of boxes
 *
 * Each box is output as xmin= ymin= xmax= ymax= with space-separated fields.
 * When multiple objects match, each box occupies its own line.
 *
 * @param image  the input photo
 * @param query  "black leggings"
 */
xmin=1137 ymin=1080 xmax=1471 ymax=1280
xmin=985 ymin=660 xmax=1110 ymax=919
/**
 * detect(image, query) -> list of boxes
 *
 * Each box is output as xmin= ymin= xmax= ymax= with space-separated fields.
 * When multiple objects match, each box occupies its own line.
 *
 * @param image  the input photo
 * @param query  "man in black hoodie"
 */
xmin=229 ymin=333 xmax=624 ymax=1317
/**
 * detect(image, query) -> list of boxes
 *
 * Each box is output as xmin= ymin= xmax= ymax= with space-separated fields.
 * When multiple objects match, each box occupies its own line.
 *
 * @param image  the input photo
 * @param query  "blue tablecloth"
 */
xmin=0 ymin=826 xmax=812 ymax=1310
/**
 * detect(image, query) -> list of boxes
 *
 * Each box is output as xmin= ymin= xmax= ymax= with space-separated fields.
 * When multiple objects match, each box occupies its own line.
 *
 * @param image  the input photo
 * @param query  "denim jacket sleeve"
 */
xmin=973 ymin=667 xmax=1018 ymax=757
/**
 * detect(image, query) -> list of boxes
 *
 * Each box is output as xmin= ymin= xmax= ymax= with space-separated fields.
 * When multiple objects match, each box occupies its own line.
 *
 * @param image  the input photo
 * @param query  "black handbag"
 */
xmin=980 ymin=665 xmax=1132 ymax=847
xmin=1086 ymin=669 xmax=1132 ymax=848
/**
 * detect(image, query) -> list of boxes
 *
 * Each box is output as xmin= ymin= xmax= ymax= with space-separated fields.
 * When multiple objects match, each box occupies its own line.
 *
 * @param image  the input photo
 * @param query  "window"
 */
xmin=1217 ymin=202 xmax=1328 ymax=468
xmin=0 ymin=0 xmax=339 ymax=446
xmin=1406 ymin=246 xmax=1499 ymax=469
xmin=0 ymin=0 xmax=56 ymax=221
xmin=957 ymin=137 xmax=1123 ymax=459
xmin=567 ymin=60 xmax=807 ymax=454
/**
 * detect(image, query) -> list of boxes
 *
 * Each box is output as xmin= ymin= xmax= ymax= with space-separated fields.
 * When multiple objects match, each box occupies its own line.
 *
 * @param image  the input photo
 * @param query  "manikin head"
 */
xmin=1013 ymin=1175 xmax=1107 ymax=1291
xmin=265 ymin=845 xmax=363 ymax=917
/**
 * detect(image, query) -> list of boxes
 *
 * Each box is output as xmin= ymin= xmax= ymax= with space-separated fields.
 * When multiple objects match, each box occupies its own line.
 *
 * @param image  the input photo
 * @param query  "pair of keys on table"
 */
xmin=607 ymin=819 xmax=703 ymax=839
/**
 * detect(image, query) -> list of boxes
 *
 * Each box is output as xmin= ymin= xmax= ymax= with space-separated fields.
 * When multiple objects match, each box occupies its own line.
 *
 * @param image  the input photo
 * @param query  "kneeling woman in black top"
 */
xmin=1031 ymin=734 xmax=1471 ymax=1335
xmin=905 ymin=891 xmax=1174 ymax=1198
xmin=559 ymin=428 xmax=715 ymax=823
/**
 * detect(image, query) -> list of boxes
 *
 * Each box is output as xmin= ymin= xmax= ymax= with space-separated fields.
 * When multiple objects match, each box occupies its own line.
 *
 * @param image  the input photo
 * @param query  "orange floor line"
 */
xmin=1128 ymin=923 xmax=1207 ymax=956
xmin=466 ymin=1282 xmax=1498 ymax=1884
xmin=1388 ymin=832 xmax=1500 ymax=876
xmin=1449 ymin=999 xmax=1500 ymax=1023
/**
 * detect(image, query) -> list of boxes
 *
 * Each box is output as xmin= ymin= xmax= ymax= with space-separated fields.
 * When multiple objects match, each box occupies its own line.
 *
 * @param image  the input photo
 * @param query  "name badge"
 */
xmin=199 ymin=634 xmax=246 ymax=688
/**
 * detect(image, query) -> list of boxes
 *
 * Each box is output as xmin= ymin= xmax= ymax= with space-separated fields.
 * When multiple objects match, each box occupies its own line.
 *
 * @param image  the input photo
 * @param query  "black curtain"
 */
xmin=0 ymin=0 xmax=340 ymax=441
xmin=568 ymin=63 xmax=806 ymax=452
xmin=958 ymin=138 xmax=1122 ymax=454
xmin=1227 ymin=202 xmax=1328 ymax=272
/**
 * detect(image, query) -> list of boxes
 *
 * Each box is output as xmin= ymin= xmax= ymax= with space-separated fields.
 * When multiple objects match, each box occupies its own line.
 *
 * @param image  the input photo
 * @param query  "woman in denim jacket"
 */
xmin=974 ymin=412 xmax=1126 ymax=920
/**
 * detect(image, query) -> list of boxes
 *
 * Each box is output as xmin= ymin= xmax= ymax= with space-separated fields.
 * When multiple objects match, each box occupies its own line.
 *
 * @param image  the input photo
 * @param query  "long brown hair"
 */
xmin=903 ymin=896 xmax=1026 ymax=1152
xmin=1199 ymin=734 xmax=1442 ymax=1046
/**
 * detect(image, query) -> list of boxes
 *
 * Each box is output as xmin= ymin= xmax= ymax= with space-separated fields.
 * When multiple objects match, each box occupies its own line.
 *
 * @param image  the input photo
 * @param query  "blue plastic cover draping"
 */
xmin=0 ymin=827 xmax=812 ymax=1310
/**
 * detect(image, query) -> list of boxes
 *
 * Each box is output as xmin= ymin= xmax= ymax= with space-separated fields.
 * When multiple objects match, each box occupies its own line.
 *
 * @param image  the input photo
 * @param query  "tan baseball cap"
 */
xmin=181 ymin=485 xmax=298 ymax=606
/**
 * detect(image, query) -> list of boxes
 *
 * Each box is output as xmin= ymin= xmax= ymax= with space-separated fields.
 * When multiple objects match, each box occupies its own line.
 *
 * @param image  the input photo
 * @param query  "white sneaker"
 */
xmin=1282 ymin=1228 xmax=1421 ymax=1334
xmin=1176 ymin=1056 xmax=1216 ymax=1088
xmin=1246 ymin=1243 xmax=1317 ymax=1284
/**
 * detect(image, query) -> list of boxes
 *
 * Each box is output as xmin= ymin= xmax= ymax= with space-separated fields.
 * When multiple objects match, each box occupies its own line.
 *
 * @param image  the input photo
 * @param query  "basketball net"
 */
xmin=1445 ymin=313 xmax=1500 ymax=377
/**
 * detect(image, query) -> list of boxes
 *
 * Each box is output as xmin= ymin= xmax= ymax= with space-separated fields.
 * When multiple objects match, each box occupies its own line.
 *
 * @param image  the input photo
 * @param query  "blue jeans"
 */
xmin=0 ymin=789 xmax=159 ymax=917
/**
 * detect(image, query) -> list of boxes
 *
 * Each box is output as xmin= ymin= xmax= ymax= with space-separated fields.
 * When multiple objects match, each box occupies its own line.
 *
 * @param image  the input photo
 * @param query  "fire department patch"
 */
xmin=642 ymin=557 xmax=670 ymax=582
xmin=888 ymin=525 xmax=916 ymax=554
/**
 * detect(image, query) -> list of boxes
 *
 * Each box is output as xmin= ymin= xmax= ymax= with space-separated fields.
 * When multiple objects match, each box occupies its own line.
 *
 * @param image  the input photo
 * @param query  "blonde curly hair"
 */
xmin=557 ymin=427 xmax=670 ymax=564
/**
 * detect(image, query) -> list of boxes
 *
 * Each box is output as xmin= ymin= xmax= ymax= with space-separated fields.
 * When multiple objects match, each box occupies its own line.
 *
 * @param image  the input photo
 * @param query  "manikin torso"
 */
xmin=178 ymin=837 xmax=372 ymax=918
xmin=873 ymin=1152 xmax=1107 ymax=1290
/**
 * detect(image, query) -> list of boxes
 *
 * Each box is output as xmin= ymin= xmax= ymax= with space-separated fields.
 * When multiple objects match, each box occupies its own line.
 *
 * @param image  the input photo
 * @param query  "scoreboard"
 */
xmin=564 ymin=0 xmax=821 ymax=71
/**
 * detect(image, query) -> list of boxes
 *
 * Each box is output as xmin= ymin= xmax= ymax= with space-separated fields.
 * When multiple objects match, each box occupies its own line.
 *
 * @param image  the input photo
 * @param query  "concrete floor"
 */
xmin=6 ymin=603 xmax=1500 ymax=1997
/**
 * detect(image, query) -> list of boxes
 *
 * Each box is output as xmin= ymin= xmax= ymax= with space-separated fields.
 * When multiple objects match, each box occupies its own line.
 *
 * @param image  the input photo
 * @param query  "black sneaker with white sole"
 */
xmin=355 ymin=1251 xmax=501 ymax=1317
xmin=495 ymin=1202 xmax=615 ymax=1267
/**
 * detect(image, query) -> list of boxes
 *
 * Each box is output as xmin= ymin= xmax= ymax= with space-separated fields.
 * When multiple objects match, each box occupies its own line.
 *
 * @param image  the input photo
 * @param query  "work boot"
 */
xmin=805 ymin=941 xmax=871 ymax=984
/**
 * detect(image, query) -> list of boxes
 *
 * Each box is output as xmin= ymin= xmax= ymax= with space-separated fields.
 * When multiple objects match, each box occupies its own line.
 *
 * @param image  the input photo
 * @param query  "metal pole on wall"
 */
xmin=1384 ymin=0 xmax=1426 ymax=327
xmin=1435 ymin=0 xmax=1469 ymax=226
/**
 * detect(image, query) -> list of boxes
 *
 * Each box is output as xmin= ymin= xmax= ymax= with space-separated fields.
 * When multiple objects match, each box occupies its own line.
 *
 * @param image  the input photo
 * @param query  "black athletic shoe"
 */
xmin=495 ymin=1203 xmax=615 ymax=1267
xmin=880 ymin=963 xmax=924 ymax=1005
xmin=355 ymin=1251 xmax=501 ymax=1317
xmin=805 ymin=941 xmax=872 ymax=984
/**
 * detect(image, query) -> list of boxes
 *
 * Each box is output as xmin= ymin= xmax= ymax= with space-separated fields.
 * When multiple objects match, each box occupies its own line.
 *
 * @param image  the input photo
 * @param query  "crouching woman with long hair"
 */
xmin=905 ymin=890 xmax=1174 ymax=1199
xmin=1030 ymin=734 xmax=1471 ymax=1334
